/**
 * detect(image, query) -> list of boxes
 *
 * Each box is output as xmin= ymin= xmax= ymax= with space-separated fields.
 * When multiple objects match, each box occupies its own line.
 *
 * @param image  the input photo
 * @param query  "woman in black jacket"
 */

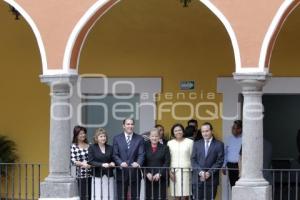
xmin=144 ymin=128 xmax=170 ymax=200
xmin=88 ymin=128 xmax=115 ymax=200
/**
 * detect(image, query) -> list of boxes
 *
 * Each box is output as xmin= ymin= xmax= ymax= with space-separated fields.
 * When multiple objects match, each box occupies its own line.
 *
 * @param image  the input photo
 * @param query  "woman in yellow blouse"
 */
xmin=167 ymin=123 xmax=194 ymax=200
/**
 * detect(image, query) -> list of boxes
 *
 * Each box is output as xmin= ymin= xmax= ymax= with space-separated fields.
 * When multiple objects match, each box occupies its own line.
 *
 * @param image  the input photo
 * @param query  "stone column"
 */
xmin=232 ymin=73 xmax=272 ymax=200
xmin=39 ymin=75 xmax=79 ymax=199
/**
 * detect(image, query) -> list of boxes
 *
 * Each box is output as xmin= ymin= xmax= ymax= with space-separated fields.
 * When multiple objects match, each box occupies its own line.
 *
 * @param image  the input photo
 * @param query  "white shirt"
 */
xmin=124 ymin=132 xmax=133 ymax=141
xmin=205 ymin=137 xmax=213 ymax=148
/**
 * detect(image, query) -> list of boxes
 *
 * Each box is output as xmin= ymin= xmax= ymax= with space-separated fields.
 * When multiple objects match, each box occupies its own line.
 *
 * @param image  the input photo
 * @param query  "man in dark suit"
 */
xmin=113 ymin=118 xmax=145 ymax=200
xmin=191 ymin=122 xmax=224 ymax=200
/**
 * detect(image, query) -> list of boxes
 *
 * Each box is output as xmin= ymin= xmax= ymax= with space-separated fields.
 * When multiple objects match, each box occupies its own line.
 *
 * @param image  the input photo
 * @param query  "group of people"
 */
xmin=71 ymin=118 xmax=245 ymax=200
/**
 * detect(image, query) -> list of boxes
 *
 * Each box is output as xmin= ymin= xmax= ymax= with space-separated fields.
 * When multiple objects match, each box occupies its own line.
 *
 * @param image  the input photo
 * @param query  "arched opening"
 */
xmin=261 ymin=0 xmax=300 ymax=69
xmin=0 ymin=1 xmax=48 ymax=198
xmin=73 ymin=0 xmax=235 ymax=198
xmin=262 ymin=3 xmax=300 ymax=198
xmin=77 ymin=0 xmax=234 ymax=134
xmin=267 ymin=4 xmax=300 ymax=161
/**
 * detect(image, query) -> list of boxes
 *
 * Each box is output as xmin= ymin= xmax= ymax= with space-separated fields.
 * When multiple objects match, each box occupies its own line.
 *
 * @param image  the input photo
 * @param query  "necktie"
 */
xmin=126 ymin=136 xmax=131 ymax=149
xmin=205 ymin=140 xmax=209 ymax=157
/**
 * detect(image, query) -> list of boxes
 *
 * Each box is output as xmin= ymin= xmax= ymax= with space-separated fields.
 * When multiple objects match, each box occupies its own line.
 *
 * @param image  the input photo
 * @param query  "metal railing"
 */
xmin=75 ymin=167 xmax=300 ymax=200
xmin=74 ymin=166 xmax=224 ymax=200
xmin=0 ymin=163 xmax=42 ymax=200
xmin=2 ymin=164 xmax=300 ymax=200
xmin=263 ymin=169 xmax=300 ymax=200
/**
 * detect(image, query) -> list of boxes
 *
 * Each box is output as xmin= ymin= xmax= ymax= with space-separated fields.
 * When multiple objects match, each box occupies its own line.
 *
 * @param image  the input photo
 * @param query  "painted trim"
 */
xmin=43 ymin=68 xmax=78 ymax=76
xmin=200 ymin=0 xmax=241 ymax=72
xmin=4 ymin=0 xmax=47 ymax=74
xmin=65 ymin=0 xmax=242 ymax=73
xmin=237 ymin=67 xmax=269 ymax=73
xmin=63 ymin=0 xmax=120 ymax=72
xmin=74 ymin=0 xmax=120 ymax=71
xmin=259 ymin=0 xmax=297 ymax=69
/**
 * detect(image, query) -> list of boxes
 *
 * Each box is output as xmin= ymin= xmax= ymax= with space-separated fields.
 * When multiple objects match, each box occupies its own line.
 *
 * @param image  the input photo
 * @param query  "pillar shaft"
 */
xmin=39 ymin=75 xmax=79 ymax=199
xmin=232 ymin=73 xmax=271 ymax=200
xmin=241 ymin=90 xmax=264 ymax=182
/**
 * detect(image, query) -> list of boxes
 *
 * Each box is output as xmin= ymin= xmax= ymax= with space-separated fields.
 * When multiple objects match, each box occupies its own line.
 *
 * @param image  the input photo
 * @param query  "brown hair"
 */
xmin=170 ymin=123 xmax=185 ymax=138
xmin=72 ymin=126 xmax=88 ymax=144
xmin=122 ymin=118 xmax=135 ymax=125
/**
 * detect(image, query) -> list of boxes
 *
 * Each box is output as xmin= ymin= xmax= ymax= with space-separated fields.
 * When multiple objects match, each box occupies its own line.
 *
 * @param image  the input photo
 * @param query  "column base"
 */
xmin=232 ymin=184 xmax=272 ymax=200
xmin=39 ymin=197 xmax=79 ymax=200
xmin=236 ymin=178 xmax=270 ymax=187
xmin=40 ymin=177 xmax=78 ymax=198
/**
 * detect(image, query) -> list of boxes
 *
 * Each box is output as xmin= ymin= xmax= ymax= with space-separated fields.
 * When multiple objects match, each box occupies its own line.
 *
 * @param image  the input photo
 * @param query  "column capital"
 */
xmin=40 ymin=74 xmax=78 ymax=86
xmin=233 ymin=72 xmax=272 ymax=92
xmin=40 ymin=74 xmax=78 ymax=95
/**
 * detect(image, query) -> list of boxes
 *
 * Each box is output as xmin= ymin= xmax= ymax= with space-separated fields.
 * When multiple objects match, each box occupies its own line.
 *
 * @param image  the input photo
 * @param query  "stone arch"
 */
xmin=200 ymin=0 xmax=241 ymax=72
xmin=63 ymin=0 xmax=120 ymax=72
xmin=260 ymin=0 xmax=300 ymax=70
xmin=64 ymin=0 xmax=240 ymax=73
xmin=4 ymin=0 xmax=46 ymax=74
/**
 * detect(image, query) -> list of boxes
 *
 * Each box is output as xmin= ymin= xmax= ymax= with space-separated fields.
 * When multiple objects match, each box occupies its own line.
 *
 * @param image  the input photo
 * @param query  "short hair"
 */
xmin=233 ymin=120 xmax=242 ymax=129
xmin=93 ymin=128 xmax=107 ymax=144
xmin=72 ymin=125 xmax=88 ymax=144
xmin=200 ymin=122 xmax=213 ymax=131
xmin=184 ymin=125 xmax=196 ymax=138
xmin=188 ymin=119 xmax=198 ymax=126
xmin=73 ymin=125 xmax=81 ymax=135
xmin=170 ymin=123 xmax=185 ymax=138
xmin=122 ymin=118 xmax=135 ymax=125
xmin=155 ymin=124 xmax=164 ymax=130
xmin=149 ymin=128 xmax=159 ymax=136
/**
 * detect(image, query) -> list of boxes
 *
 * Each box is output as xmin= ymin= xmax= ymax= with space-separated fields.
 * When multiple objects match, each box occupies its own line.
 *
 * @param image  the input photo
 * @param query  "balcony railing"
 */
xmin=263 ymin=169 xmax=300 ymax=200
xmin=1 ymin=163 xmax=300 ymax=200
xmin=0 ymin=163 xmax=42 ymax=200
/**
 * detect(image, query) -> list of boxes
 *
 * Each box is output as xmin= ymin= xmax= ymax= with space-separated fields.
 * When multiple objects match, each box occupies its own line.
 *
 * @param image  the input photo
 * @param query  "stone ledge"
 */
xmin=232 ymin=185 xmax=272 ymax=200
xmin=40 ymin=180 xmax=78 ymax=198
xmin=39 ymin=197 xmax=79 ymax=200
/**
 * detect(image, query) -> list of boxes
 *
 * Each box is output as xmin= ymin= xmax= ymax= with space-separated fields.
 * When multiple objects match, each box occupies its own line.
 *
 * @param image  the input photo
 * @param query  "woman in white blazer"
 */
xmin=168 ymin=123 xmax=194 ymax=200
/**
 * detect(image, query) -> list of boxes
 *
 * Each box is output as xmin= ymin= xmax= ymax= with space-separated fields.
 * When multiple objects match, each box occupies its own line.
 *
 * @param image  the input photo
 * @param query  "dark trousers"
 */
xmin=77 ymin=177 xmax=91 ymax=200
xmin=145 ymin=178 xmax=167 ymax=200
xmin=227 ymin=162 xmax=239 ymax=187
xmin=117 ymin=180 xmax=141 ymax=200
xmin=195 ymin=183 xmax=217 ymax=200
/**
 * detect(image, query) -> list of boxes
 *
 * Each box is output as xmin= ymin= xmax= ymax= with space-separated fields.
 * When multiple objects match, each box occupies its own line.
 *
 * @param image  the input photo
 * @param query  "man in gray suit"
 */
xmin=191 ymin=122 xmax=224 ymax=200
